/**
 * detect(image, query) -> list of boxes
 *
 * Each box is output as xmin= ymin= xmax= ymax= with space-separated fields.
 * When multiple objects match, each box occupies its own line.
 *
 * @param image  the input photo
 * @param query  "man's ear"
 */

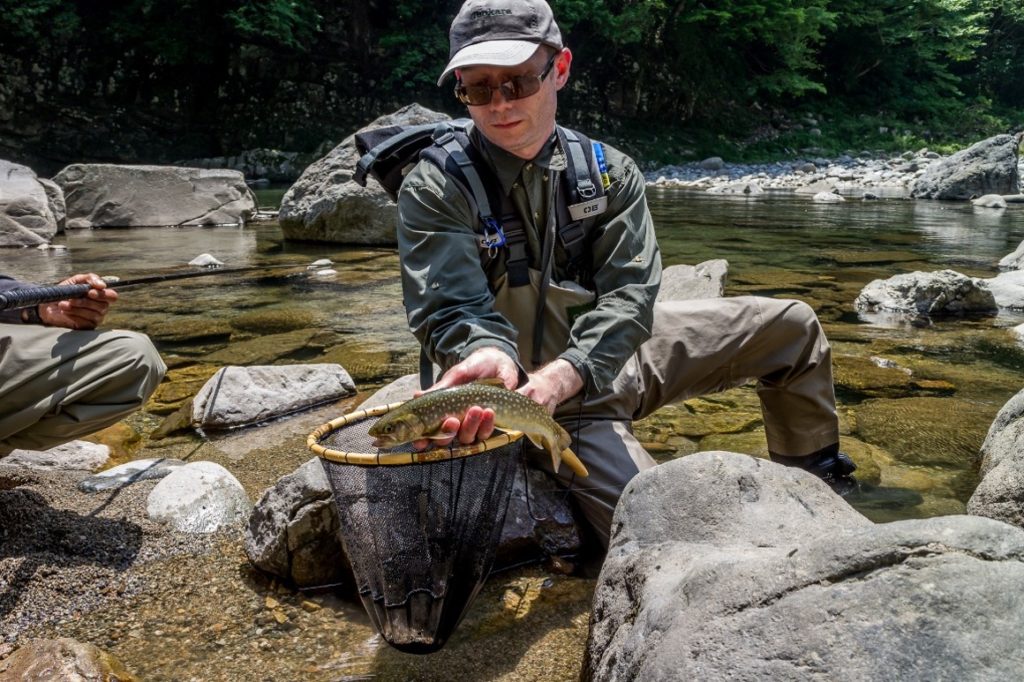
xmin=555 ymin=48 xmax=572 ymax=89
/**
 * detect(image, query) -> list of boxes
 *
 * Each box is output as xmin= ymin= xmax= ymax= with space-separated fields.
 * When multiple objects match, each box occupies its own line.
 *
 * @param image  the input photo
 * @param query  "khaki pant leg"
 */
xmin=0 ymin=323 xmax=166 ymax=453
xmin=635 ymin=296 xmax=839 ymax=456
xmin=527 ymin=418 xmax=654 ymax=550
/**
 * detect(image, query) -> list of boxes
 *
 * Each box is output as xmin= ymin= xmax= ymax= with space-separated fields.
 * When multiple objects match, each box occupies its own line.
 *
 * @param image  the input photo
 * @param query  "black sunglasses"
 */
xmin=454 ymin=53 xmax=559 ymax=106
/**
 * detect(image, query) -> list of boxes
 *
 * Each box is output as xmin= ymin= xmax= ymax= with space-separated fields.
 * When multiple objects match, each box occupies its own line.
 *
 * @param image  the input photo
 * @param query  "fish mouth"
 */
xmin=371 ymin=437 xmax=394 ymax=449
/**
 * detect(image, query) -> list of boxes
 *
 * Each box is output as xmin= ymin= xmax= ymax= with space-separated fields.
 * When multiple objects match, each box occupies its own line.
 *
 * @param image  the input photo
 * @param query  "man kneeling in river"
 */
xmin=395 ymin=0 xmax=855 ymax=548
xmin=0 ymin=272 xmax=165 ymax=457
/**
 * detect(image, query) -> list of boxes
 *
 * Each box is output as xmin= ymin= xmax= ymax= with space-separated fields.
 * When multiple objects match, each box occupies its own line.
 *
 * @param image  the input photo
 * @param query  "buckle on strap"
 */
xmin=559 ymin=221 xmax=586 ymax=249
xmin=479 ymin=217 xmax=506 ymax=257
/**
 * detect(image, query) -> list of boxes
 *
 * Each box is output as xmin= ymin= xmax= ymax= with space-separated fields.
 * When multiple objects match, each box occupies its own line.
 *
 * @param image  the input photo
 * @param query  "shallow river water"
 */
xmin=3 ymin=188 xmax=1024 ymax=679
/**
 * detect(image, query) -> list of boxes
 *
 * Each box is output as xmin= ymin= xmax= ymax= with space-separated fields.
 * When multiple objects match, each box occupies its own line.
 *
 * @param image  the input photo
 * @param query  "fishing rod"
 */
xmin=0 ymin=262 xmax=318 ymax=311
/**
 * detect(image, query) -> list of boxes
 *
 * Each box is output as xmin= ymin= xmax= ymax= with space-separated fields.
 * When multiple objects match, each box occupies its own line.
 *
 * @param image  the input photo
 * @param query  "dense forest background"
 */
xmin=1 ymin=0 xmax=1022 ymax=174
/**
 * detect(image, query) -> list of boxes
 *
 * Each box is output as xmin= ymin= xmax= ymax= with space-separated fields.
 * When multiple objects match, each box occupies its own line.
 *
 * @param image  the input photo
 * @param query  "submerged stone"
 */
xmin=230 ymin=308 xmax=317 ymax=334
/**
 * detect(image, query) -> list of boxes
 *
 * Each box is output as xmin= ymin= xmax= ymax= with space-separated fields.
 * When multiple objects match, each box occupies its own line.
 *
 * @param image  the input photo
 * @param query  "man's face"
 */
xmin=457 ymin=47 xmax=570 ymax=160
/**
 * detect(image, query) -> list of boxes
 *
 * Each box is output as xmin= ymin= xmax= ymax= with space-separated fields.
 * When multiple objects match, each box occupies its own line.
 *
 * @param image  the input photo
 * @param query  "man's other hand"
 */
xmin=39 ymin=273 xmax=116 ymax=330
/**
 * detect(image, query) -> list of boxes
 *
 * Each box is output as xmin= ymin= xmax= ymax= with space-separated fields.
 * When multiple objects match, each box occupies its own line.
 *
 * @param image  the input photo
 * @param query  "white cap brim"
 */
xmin=437 ymin=40 xmax=540 ymax=86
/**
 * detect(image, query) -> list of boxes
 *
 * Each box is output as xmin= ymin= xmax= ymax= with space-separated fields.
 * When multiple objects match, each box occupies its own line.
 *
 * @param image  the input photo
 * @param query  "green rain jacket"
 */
xmin=396 ymin=125 xmax=662 ymax=396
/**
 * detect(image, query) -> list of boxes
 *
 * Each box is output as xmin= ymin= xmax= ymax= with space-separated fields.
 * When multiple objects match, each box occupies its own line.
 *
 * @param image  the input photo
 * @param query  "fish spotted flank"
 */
xmin=368 ymin=382 xmax=588 ymax=477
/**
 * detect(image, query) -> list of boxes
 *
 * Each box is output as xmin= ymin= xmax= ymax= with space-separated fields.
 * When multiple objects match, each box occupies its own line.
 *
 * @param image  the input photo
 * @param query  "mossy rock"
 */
xmin=319 ymin=341 xmax=396 ymax=383
xmin=83 ymin=422 xmax=144 ymax=465
xmin=229 ymin=308 xmax=317 ymax=334
xmin=143 ymin=316 xmax=233 ymax=344
xmin=696 ymin=429 xmax=770 ymax=458
xmin=677 ymin=411 xmax=763 ymax=438
xmin=833 ymin=353 xmax=915 ymax=398
xmin=837 ymin=435 xmax=893 ymax=485
xmin=202 ymin=329 xmax=341 ymax=366
xmin=146 ymin=363 xmax=220 ymax=414
xmin=822 ymin=249 xmax=924 ymax=265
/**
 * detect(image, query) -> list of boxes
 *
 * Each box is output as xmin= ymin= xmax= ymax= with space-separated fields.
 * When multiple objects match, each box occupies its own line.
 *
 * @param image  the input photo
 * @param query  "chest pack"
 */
xmin=354 ymin=119 xmax=610 ymax=288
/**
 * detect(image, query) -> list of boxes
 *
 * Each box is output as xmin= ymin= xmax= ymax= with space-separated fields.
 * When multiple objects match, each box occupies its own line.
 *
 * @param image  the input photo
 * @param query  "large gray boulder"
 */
xmin=854 ymin=269 xmax=997 ymax=316
xmin=656 ymin=259 xmax=728 ymax=301
xmin=244 ymin=456 xmax=346 ymax=588
xmin=279 ymin=104 xmax=450 ymax=245
xmin=911 ymin=133 xmax=1021 ymax=200
xmin=968 ymin=388 xmax=1024 ymax=527
xmin=53 ymin=164 xmax=257 ymax=228
xmin=0 ymin=159 xmax=61 ymax=245
xmin=191 ymin=364 xmax=356 ymax=430
xmin=584 ymin=451 xmax=1024 ymax=681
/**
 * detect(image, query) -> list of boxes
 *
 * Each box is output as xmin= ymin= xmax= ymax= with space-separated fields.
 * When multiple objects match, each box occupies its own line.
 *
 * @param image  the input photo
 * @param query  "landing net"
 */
xmin=308 ymin=403 xmax=523 ymax=654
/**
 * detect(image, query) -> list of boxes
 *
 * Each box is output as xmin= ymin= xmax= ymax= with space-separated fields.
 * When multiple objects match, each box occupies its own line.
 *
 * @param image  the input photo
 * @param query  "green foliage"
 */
xmin=0 ymin=0 xmax=79 ymax=48
xmin=227 ymin=0 xmax=322 ymax=50
xmin=1 ymin=0 xmax=1021 ymax=163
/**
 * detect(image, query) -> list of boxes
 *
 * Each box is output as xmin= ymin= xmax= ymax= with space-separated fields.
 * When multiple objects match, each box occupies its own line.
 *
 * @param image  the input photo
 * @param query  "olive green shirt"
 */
xmin=396 ymin=125 xmax=661 ymax=395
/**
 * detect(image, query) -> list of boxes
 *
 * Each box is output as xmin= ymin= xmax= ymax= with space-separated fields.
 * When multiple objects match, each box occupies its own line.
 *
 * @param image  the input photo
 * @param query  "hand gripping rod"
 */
xmin=0 ymin=264 xmax=305 ymax=312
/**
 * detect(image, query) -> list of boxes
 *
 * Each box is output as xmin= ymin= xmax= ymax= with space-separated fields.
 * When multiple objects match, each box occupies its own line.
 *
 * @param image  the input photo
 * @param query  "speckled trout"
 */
xmin=368 ymin=382 xmax=588 ymax=477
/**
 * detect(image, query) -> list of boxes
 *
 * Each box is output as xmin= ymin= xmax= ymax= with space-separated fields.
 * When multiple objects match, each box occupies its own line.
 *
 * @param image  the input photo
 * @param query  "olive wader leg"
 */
xmin=0 ymin=324 xmax=166 ymax=455
xmin=537 ymin=295 xmax=838 ymax=549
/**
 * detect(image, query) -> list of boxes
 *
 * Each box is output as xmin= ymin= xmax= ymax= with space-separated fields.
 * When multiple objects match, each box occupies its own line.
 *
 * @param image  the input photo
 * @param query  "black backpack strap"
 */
xmin=554 ymin=126 xmax=609 ymax=283
xmin=423 ymin=126 xmax=530 ymax=288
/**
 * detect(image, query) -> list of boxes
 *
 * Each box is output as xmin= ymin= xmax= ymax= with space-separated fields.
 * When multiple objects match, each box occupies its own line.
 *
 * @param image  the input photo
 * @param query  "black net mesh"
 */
xmin=316 ymin=410 xmax=521 ymax=654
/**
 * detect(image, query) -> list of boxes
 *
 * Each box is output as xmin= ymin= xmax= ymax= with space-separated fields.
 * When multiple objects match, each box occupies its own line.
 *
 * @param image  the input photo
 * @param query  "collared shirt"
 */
xmin=396 ymin=123 xmax=662 ymax=395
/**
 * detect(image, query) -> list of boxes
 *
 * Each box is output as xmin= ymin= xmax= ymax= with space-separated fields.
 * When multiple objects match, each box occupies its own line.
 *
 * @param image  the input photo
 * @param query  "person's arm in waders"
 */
xmin=397 ymin=161 xmax=523 ymax=446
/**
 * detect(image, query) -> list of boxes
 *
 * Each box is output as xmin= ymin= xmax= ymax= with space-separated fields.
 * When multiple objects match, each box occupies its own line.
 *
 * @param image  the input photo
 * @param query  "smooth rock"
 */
xmin=656 ymin=260 xmax=728 ymax=301
xmin=911 ymin=134 xmax=1021 ymax=200
xmin=53 ymin=164 xmax=257 ymax=227
xmin=191 ymin=364 xmax=356 ymax=430
xmin=998 ymin=240 xmax=1024 ymax=271
xmin=0 ymin=159 xmax=59 ymax=244
xmin=189 ymin=253 xmax=224 ymax=267
xmin=984 ymin=270 xmax=1024 ymax=309
xmin=813 ymin=191 xmax=845 ymax=203
xmin=279 ymin=104 xmax=449 ymax=245
xmin=584 ymin=451 xmax=1024 ymax=681
xmin=147 ymin=461 xmax=252 ymax=533
xmin=78 ymin=457 xmax=187 ymax=493
xmin=4 ymin=440 xmax=110 ymax=471
xmin=854 ymin=269 xmax=997 ymax=316
xmin=968 ymin=388 xmax=1024 ymax=528
xmin=972 ymin=193 xmax=1008 ymax=209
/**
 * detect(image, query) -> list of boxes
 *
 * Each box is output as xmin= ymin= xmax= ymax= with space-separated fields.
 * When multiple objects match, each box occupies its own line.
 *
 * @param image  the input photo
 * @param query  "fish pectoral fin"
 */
xmin=523 ymin=432 xmax=545 ymax=450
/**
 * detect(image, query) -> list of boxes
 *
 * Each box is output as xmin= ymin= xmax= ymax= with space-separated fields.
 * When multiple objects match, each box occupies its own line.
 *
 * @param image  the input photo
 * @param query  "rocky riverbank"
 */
xmin=646 ymin=132 xmax=1024 ymax=200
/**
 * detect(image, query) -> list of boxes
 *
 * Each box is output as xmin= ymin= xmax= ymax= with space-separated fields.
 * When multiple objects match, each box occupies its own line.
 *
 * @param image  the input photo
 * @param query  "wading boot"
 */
xmin=771 ymin=446 xmax=857 ymax=496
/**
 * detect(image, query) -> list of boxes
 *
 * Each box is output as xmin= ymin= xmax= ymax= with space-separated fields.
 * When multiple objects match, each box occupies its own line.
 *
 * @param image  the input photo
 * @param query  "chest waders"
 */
xmin=354 ymin=119 xmax=610 ymax=389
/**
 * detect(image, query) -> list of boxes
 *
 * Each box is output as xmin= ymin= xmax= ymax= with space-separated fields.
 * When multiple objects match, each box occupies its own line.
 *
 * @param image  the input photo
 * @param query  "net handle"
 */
xmin=308 ymin=401 xmax=525 ymax=466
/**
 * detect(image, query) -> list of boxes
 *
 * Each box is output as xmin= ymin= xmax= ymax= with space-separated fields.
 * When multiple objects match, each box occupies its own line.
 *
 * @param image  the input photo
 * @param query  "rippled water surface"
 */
xmin=3 ymin=189 xmax=1024 ymax=678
